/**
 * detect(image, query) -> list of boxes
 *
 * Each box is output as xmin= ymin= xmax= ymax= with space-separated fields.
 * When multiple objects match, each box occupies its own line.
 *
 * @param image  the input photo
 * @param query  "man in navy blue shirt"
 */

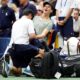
xmin=0 ymin=0 xmax=16 ymax=37
xmin=19 ymin=0 xmax=37 ymax=18
xmin=12 ymin=0 xmax=19 ymax=7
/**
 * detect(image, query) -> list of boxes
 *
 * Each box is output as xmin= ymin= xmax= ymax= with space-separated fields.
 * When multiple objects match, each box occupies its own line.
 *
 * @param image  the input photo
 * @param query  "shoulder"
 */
xmin=13 ymin=19 xmax=19 ymax=25
xmin=7 ymin=7 xmax=14 ymax=13
xmin=22 ymin=18 xmax=34 ymax=25
xmin=33 ymin=16 xmax=40 ymax=20
xmin=12 ymin=20 xmax=18 ymax=28
xmin=27 ymin=19 xmax=33 ymax=23
xmin=29 ymin=3 xmax=36 ymax=8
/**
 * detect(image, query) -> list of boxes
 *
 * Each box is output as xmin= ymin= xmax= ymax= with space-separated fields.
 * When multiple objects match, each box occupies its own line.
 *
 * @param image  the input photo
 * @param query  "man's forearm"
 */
xmin=64 ymin=8 xmax=73 ymax=23
xmin=29 ymin=33 xmax=45 ymax=39
xmin=36 ymin=34 xmax=45 ymax=39
xmin=56 ymin=10 xmax=59 ymax=20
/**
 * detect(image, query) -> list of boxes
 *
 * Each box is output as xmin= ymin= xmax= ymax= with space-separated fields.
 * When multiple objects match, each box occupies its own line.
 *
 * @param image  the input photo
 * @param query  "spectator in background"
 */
xmin=33 ymin=2 xmax=53 ymax=50
xmin=30 ymin=0 xmax=45 ymax=16
xmin=54 ymin=0 xmax=77 ymax=48
xmin=72 ymin=8 xmax=80 ymax=37
xmin=19 ymin=0 xmax=37 ymax=18
xmin=55 ymin=0 xmax=75 ymax=39
xmin=36 ymin=5 xmax=43 ymax=16
xmin=0 ymin=0 xmax=16 ymax=37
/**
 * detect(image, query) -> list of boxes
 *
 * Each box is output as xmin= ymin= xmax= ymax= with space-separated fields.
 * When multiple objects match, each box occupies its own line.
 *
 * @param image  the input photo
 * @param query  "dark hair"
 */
xmin=74 ymin=8 xmax=79 ymax=13
xmin=22 ymin=9 xmax=34 ymax=19
xmin=43 ymin=2 xmax=53 ymax=17
xmin=43 ymin=2 xmax=53 ymax=10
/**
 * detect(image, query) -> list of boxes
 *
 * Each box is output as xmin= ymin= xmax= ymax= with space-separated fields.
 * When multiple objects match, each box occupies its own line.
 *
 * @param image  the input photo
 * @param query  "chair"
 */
xmin=0 ymin=37 xmax=10 ymax=59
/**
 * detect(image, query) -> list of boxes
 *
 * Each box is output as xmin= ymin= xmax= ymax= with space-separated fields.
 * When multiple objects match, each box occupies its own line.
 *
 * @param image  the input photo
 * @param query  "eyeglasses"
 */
xmin=37 ymin=9 xmax=43 ymax=13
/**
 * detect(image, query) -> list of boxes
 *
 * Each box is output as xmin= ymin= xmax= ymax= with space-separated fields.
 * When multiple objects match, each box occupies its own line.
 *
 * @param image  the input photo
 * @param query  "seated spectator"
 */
xmin=72 ymin=8 xmax=80 ymax=37
xmin=33 ymin=2 xmax=54 ymax=50
xmin=0 ymin=0 xmax=16 ymax=37
xmin=2 ymin=9 xmax=45 ymax=77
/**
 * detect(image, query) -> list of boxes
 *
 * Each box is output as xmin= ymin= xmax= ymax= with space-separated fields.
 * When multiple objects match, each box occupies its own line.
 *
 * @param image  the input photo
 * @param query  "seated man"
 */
xmin=33 ymin=2 xmax=54 ymax=50
xmin=72 ymin=8 xmax=80 ymax=37
xmin=2 ymin=9 xmax=44 ymax=77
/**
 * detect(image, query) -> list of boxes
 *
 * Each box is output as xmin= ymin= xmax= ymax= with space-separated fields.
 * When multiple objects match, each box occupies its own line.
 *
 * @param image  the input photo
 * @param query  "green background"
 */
xmin=0 ymin=75 xmax=80 ymax=80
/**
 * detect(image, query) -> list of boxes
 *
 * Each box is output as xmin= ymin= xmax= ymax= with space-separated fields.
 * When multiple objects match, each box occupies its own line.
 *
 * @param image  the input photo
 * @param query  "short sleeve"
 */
xmin=55 ymin=0 xmax=61 ymax=10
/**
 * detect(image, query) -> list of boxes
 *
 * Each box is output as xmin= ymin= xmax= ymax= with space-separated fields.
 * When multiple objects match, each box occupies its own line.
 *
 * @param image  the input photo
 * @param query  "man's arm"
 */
xmin=56 ymin=10 xmax=59 ymax=21
xmin=64 ymin=8 xmax=73 ymax=23
xmin=29 ymin=28 xmax=49 ymax=39
xmin=36 ymin=29 xmax=49 ymax=39
xmin=55 ymin=0 xmax=60 ymax=21
xmin=58 ymin=8 xmax=73 ymax=26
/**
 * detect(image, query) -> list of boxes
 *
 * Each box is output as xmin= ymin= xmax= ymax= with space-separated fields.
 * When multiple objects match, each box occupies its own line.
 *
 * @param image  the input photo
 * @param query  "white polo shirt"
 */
xmin=55 ymin=0 xmax=75 ymax=17
xmin=10 ymin=16 xmax=35 ymax=45
xmin=4 ymin=16 xmax=35 ymax=55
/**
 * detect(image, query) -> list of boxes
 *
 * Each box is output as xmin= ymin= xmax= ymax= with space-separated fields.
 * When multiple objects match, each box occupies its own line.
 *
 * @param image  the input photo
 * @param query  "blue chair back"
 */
xmin=0 ymin=37 xmax=10 ymax=58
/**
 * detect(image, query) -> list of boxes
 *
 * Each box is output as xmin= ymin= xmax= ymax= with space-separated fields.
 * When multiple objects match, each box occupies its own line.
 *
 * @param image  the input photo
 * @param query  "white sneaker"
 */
xmin=22 ymin=66 xmax=34 ymax=77
xmin=2 ymin=61 xmax=10 ymax=77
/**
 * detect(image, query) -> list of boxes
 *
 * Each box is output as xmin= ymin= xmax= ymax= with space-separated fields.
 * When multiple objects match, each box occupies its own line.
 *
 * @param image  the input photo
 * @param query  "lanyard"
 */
xmin=61 ymin=0 xmax=67 ymax=7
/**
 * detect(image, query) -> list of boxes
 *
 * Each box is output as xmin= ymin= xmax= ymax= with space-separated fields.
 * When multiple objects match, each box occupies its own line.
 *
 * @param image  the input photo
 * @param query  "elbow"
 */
xmin=41 ymin=33 xmax=46 ymax=38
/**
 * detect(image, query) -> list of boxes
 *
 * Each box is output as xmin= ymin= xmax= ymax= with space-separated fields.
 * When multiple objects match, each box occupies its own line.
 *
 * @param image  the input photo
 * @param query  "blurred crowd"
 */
xmin=0 ymin=0 xmax=80 ymax=78
xmin=0 ymin=0 xmax=80 ymax=48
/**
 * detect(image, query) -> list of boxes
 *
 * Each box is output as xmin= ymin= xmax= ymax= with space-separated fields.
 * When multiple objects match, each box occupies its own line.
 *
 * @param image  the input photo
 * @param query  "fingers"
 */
xmin=35 ymin=49 xmax=45 ymax=58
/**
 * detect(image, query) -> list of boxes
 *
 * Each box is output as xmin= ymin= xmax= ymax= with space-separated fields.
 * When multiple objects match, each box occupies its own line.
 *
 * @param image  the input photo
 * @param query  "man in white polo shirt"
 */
xmin=2 ymin=9 xmax=44 ymax=77
xmin=55 ymin=0 xmax=75 ymax=39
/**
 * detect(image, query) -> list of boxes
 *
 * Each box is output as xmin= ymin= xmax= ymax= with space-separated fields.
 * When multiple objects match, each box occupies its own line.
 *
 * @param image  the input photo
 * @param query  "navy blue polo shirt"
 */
xmin=19 ymin=3 xmax=37 ymax=18
xmin=0 ymin=5 xmax=16 ymax=29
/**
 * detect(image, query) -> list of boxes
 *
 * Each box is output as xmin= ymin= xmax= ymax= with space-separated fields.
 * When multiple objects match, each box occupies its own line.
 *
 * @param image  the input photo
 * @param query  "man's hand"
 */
xmin=57 ymin=20 xmax=66 ymax=26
